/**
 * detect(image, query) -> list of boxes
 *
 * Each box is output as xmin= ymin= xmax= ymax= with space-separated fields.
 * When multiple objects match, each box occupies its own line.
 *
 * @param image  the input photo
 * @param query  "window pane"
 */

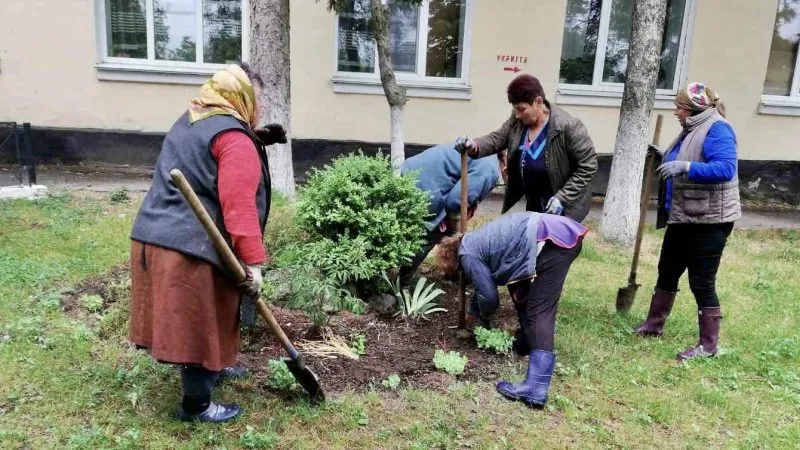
xmin=203 ymin=0 xmax=242 ymax=64
xmin=601 ymin=0 xmax=686 ymax=89
xmin=559 ymin=0 xmax=603 ymax=85
xmin=426 ymin=0 xmax=466 ymax=78
xmin=154 ymin=0 xmax=197 ymax=62
xmin=106 ymin=0 xmax=148 ymax=58
xmin=763 ymin=0 xmax=800 ymax=96
xmin=338 ymin=0 xmax=374 ymax=73
xmin=389 ymin=1 xmax=419 ymax=72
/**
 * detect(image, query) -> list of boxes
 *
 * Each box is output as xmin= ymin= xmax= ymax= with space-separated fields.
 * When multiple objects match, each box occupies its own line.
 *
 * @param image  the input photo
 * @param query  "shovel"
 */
xmin=458 ymin=151 xmax=469 ymax=328
xmin=616 ymin=114 xmax=663 ymax=313
xmin=169 ymin=169 xmax=325 ymax=403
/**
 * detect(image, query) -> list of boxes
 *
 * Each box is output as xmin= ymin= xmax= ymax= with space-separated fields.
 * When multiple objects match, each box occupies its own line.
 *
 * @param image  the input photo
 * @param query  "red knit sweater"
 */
xmin=211 ymin=130 xmax=268 ymax=265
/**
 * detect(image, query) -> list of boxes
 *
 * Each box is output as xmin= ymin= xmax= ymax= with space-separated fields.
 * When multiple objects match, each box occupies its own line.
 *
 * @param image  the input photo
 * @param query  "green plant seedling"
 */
xmin=433 ymin=349 xmax=467 ymax=375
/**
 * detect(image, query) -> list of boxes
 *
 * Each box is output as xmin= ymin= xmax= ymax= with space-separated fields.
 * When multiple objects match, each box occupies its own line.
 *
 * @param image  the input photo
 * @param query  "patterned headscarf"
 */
xmin=188 ymin=64 xmax=258 ymax=128
xmin=675 ymin=82 xmax=726 ymax=118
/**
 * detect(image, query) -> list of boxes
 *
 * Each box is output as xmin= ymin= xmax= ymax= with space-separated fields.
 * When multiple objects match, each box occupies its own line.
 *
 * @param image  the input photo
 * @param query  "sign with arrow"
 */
xmin=497 ymin=54 xmax=527 ymax=74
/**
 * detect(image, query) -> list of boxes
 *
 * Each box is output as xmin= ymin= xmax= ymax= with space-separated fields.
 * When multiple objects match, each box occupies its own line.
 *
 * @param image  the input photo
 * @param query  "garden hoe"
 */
xmin=458 ymin=151 xmax=469 ymax=329
xmin=616 ymin=114 xmax=663 ymax=313
xmin=169 ymin=169 xmax=326 ymax=403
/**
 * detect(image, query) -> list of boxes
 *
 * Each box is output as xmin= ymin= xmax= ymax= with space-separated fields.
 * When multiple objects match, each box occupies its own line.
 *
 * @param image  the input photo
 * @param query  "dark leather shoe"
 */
xmin=179 ymin=402 xmax=242 ymax=423
xmin=217 ymin=366 xmax=249 ymax=384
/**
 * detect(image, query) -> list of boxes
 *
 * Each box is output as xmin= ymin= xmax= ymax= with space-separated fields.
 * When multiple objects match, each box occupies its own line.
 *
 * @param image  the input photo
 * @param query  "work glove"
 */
xmin=254 ymin=124 xmax=288 ymax=146
xmin=656 ymin=161 xmax=691 ymax=179
xmin=455 ymin=135 xmax=478 ymax=156
xmin=545 ymin=196 xmax=564 ymax=215
xmin=241 ymin=264 xmax=263 ymax=297
xmin=647 ymin=144 xmax=664 ymax=159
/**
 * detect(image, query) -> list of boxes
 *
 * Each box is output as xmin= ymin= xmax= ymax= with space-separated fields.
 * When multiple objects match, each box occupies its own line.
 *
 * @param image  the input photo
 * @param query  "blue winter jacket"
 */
xmin=401 ymin=143 xmax=501 ymax=231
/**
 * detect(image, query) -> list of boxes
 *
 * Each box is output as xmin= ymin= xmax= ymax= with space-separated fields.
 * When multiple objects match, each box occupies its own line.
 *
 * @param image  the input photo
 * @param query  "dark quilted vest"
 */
xmin=131 ymin=112 xmax=270 ymax=273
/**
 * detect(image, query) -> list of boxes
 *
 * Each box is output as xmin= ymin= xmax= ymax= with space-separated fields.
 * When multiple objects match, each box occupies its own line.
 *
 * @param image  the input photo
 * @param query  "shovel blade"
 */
xmin=616 ymin=285 xmax=639 ymax=313
xmin=284 ymin=357 xmax=326 ymax=404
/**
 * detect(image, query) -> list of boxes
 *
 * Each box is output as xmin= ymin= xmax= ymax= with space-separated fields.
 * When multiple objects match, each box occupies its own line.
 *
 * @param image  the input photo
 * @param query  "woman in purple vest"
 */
xmin=635 ymin=82 xmax=741 ymax=362
xmin=437 ymin=212 xmax=588 ymax=407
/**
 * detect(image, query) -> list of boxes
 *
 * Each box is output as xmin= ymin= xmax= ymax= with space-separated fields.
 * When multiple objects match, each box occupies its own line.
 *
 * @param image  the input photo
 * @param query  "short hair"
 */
xmin=238 ymin=61 xmax=264 ymax=89
xmin=436 ymin=233 xmax=464 ymax=278
xmin=507 ymin=74 xmax=546 ymax=105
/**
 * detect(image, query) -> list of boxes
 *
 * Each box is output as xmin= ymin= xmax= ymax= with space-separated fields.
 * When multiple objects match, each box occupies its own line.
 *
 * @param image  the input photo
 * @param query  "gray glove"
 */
xmin=455 ymin=135 xmax=478 ymax=156
xmin=545 ymin=196 xmax=564 ymax=215
xmin=241 ymin=264 xmax=263 ymax=297
xmin=656 ymin=161 xmax=691 ymax=179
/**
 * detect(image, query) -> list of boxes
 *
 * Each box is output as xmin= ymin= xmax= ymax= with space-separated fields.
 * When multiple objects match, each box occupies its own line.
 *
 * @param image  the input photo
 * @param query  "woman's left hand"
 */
xmin=255 ymin=124 xmax=288 ymax=146
xmin=545 ymin=196 xmax=564 ymax=215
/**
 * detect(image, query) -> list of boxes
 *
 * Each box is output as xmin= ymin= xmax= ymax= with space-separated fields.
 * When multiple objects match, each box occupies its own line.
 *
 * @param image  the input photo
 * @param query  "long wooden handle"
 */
xmin=629 ymin=114 xmax=663 ymax=280
xmin=169 ymin=169 xmax=300 ymax=360
xmin=458 ymin=152 xmax=469 ymax=328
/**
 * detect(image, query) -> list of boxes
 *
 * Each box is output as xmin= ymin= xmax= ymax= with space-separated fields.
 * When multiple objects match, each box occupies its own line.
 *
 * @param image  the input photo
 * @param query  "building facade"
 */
xmin=1 ymin=0 xmax=799 ymax=202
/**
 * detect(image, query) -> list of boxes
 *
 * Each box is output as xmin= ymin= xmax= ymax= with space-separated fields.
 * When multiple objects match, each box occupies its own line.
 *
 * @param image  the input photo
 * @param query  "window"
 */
xmin=97 ymin=0 xmax=248 ymax=82
xmin=761 ymin=0 xmax=800 ymax=115
xmin=557 ymin=0 xmax=694 ymax=105
xmin=333 ymin=0 xmax=473 ymax=100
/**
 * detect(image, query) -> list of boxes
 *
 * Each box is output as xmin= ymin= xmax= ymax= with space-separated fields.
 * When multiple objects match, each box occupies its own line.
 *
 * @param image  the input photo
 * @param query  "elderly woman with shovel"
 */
xmin=634 ymin=82 xmax=740 ymax=362
xmin=128 ymin=63 xmax=288 ymax=422
xmin=436 ymin=212 xmax=588 ymax=407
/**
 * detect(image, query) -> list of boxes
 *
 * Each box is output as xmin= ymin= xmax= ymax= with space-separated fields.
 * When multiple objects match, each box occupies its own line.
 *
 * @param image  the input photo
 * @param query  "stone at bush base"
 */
xmin=367 ymin=294 xmax=397 ymax=315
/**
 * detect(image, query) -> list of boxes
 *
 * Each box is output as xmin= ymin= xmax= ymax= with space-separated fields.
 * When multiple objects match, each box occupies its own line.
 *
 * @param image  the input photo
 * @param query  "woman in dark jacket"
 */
xmin=455 ymin=74 xmax=598 ymax=222
xmin=636 ymin=82 xmax=740 ymax=362
xmin=128 ymin=63 xmax=286 ymax=423
xmin=437 ymin=212 xmax=588 ymax=407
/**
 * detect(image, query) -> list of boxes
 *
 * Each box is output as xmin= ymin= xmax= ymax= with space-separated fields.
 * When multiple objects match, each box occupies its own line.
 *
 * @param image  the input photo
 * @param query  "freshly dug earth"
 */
xmin=65 ymin=266 xmax=523 ymax=395
xmin=239 ymin=278 xmax=523 ymax=394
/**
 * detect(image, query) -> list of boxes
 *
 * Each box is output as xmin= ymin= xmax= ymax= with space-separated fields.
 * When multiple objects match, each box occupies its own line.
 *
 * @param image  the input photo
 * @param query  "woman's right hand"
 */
xmin=455 ymin=135 xmax=478 ymax=156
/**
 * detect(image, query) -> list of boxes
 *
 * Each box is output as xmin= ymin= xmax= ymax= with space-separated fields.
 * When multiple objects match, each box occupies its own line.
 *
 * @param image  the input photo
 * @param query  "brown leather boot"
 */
xmin=633 ymin=288 xmax=677 ymax=337
xmin=677 ymin=307 xmax=722 ymax=362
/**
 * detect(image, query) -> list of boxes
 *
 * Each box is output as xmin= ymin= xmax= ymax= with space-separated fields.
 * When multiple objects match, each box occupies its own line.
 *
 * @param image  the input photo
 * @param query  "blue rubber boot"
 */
xmin=496 ymin=350 xmax=556 ymax=408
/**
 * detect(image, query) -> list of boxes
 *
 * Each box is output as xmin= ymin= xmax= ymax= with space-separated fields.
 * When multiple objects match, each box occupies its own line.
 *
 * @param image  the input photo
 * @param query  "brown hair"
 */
xmin=436 ymin=233 xmax=464 ymax=278
xmin=507 ymin=74 xmax=546 ymax=105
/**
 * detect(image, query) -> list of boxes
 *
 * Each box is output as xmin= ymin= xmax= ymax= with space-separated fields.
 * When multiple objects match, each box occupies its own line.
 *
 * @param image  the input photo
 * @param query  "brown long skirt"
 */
xmin=128 ymin=241 xmax=241 ymax=371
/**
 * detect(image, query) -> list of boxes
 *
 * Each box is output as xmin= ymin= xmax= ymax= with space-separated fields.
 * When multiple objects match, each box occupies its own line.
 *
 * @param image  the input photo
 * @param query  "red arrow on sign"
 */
xmin=504 ymin=66 xmax=521 ymax=73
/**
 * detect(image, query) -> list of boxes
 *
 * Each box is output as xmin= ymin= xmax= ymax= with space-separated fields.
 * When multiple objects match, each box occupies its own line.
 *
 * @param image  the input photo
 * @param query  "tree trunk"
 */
xmin=250 ymin=0 xmax=295 ymax=197
xmin=370 ymin=0 xmax=408 ymax=172
xmin=600 ymin=0 xmax=667 ymax=246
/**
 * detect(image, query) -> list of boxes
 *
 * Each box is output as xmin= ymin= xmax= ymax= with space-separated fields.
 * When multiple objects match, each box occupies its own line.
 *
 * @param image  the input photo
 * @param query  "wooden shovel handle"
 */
xmin=169 ymin=169 xmax=300 ymax=360
xmin=629 ymin=114 xmax=663 ymax=279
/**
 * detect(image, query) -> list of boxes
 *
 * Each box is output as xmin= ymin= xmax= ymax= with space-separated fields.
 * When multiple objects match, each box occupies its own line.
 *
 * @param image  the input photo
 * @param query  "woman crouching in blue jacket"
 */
xmin=436 ymin=212 xmax=588 ymax=407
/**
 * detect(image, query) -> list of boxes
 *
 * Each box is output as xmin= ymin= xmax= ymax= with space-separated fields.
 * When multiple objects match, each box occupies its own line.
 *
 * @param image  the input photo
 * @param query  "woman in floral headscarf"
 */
xmin=129 ymin=63 xmax=286 ymax=423
xmin=634 ymin=82 xmax=741 ymax=363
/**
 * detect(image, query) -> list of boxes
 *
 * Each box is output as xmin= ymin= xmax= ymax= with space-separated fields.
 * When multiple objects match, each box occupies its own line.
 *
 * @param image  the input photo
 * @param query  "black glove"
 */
xmin=647 ymin=144 xmax=664 ymax=163
xmin=254 ymin=124 xmax=288 ymax=146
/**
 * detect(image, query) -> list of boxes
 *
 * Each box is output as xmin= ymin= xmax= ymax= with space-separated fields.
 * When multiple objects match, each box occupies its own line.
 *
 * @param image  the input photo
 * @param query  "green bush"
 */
xmin=263 ymin=194 xmax=307 ymax=268
xmin=474 ymin=326 xmax=515 ymax=355
xmin=296 ymin=152 xmax=429 ymax=284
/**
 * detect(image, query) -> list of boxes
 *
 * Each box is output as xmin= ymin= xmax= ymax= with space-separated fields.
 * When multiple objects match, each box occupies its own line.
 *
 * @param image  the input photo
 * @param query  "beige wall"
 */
xmin=0 ymin=0 xmax=797 ymax=160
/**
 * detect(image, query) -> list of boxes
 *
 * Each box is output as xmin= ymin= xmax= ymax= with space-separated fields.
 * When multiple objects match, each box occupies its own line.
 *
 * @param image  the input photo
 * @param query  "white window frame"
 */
xmin=759 ymin=5 xmax=800 ymax=116
xmin=556 ymin=0 xmax=697 ymax=109
xmin=331 ymin=0 xmax=474 ymax=100
xmin=94 ymin=0 xmax=250 ymax=84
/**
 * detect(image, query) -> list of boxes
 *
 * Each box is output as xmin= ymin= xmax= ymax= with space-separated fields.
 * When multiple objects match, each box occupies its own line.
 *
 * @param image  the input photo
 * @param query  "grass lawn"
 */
xmin=0 ymin=193 xmax=798 ymax=449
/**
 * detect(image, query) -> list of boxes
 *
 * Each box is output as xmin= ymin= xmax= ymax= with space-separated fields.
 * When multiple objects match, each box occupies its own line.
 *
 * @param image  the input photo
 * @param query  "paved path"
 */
xmin=5 ymin=164 xmax=798 ymax=229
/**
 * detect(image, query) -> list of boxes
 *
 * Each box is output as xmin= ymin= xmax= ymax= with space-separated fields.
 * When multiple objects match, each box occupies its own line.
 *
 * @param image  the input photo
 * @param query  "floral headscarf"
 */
xmin=188 ymin=64 xmax=258 ymax=128
xmin=675 ymin=82 xmax=726 ymax=118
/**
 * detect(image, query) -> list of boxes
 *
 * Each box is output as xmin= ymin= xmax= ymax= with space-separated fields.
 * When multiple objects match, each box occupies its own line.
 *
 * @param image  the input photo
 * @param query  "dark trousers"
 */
xmin=399 ymin=227 xmax=451 ymax=285
xmin=507 ymin=241 xmax=582 ymax=352
xmin=181 ymin=365 xmax=220 ymax=414
xmin=656 ymin=222 xmax=734 ymax=308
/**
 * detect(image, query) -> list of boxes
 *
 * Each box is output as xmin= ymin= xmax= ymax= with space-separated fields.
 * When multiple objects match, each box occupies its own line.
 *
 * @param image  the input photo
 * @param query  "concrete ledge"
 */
xmin=0 ymin=185 xmax=48 ymax=200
